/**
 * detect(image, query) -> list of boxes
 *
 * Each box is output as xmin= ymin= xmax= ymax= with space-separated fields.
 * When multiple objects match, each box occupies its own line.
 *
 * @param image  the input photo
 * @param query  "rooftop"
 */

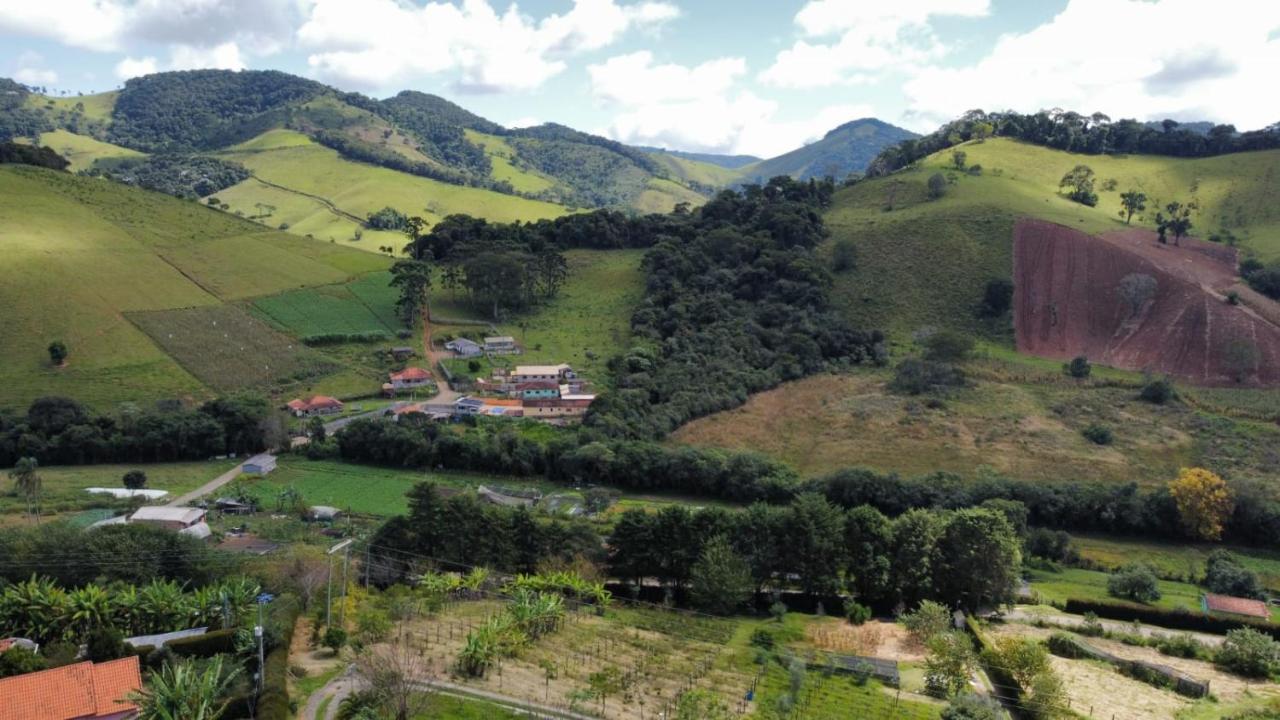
xmin=130 ymin=506 xmax=205 ymax=525
xmin=390 ymin=367 xmax=431 ymax=381
xmin=0 ymin=656 xmax=141 ymax=720
xmin=514 ymin=364 xmax=571 ymax=376
xmin=1203 ymin=593 xmax=1271 ymax=619
xmin=485 ymin=336 xmax=516 ymax=344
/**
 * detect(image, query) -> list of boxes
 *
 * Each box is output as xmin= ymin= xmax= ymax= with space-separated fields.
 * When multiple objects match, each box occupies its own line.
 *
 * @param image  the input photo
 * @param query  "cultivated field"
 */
xmin=253 ymin=271 xmax=400 ymax=338
xmin=0 ymin=460 xmax=236 ymax=522
xmin=129 ymin=304 xmax=336 ymax=393
xmin=671 ymin=369 xmax=1280 ymax=483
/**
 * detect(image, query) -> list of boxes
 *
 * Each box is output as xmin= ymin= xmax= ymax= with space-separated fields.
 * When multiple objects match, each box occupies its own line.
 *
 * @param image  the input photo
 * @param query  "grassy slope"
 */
xmin=35 ymin=128 xmax=142 ymax=171
xmin=825 ymin=138 xmax=1280 ymax=342
xmin=26 ymin=91 xmax=118 ymax=122
xmin=0 ymin=165 xmax=385 ymax=409
xmin=214 ymin=130 xmax=568 ymax=250
xmin=646 ymin=151 xmax=743 ymax=187
xmin=633 ymin=176 xmax=708 ymax=214
xmin=463 ymin=129 xmax=558 ymax=194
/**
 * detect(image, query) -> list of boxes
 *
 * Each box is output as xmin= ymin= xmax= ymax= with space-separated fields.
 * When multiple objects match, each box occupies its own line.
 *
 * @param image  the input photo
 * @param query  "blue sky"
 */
xmin=3 ymin=0 xmax=1278 ymax=157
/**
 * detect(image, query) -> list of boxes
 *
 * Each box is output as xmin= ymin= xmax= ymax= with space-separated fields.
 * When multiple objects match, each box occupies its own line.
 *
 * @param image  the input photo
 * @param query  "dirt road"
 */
xmin=166 ymin=460 xmax=246 ymax=507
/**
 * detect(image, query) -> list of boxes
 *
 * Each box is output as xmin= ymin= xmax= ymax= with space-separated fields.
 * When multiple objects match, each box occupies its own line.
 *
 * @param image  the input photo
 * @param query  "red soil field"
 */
xmin=1013 ymin=218 xmax=1280 ymax=387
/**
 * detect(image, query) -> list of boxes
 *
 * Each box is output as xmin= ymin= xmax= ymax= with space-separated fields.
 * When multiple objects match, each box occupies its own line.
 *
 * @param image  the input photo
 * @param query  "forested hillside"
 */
xmin=739 ymin=118 xmax=918 ymax=183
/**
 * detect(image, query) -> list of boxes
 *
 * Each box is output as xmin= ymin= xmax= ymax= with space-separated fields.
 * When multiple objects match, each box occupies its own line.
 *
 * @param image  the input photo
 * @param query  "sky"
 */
xmin=2 ymin=0 xmax=1279 ymax=158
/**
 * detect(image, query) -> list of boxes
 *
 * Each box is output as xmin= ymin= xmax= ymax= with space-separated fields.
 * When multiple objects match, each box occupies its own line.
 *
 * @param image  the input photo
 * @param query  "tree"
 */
xmin=1216 ymin=628 xmax=1280 ymax=678
xmin=927 ymin=172 xmax=948 ymax=199
xmin=1139 ymin=376 xmax=1176 ymax=404
xmin=1205 ymin=550 xmax=1264 ymax=599
xmin=131 ymin=656 xmax=239 ymax=720
xmin=1117 ymin=273 xmax=1157 ymax=317
xmin=1155 ymin=201 xmax=1194 ymax=245
xmin=1119 ymin=190 xmax=1147 ymax=224
xmin=979 ymin=279 xmax=1013 ymax=317
xmin=923 ymin=330 xmax=974 ymax=363
xmin=322 ymin=626 xmax=347 ymax=655
xmin=86 ymin=626 xmax=128 ymax=662
xmin=782 ymin=493 xmax=846 ymax=596
xmin=388 ymin=259 xmax=432 ymax=326
xmin=942 ymin=694 xmax=1000 ymax=720
xmin=831 ymin=237 xmax=857 ymax=273
xmin=355 ymin=639 xmax=434 ymax=720
xmin=984 ymin=637 xmax=1050 ymax=688
xmin=844 ymin=504 xmax=891 ymax=603
xmin=1058 ymin=164 xmax=1097 ymax=206
xmin=936 ymin=508 xmax=1020 ymax=610
xmin=9 ymin=457 xmax=41 ymax=523
xmin=689 ymin=535 xmax=753 ymax=615
xmin=891 ymin=510 xmax=943 ymax=606
xmin=924 ymin=631 xmax=978 ymax=698
xmin=951 ymin=150 xmax=967 ymax=170
xmin=1063 ymin=355 xmax=1091 ymax=379
xmin=307 ymin=416 xmax=327 ymax=442
xmin=903 ymin=600 xmax=953 ymax=645
xmin=1223 ymin=338 xmax=1260 ymax=383
xmin=1026 ymin=669 xmax=1068 ymax=720
xmin=122 ymin=470 xmax=147 ymax=490
xmin=1169 ymin=467 xmax=1233 ymax=541
xmin=47 ymin=341 xmax=67 ymax=366
xmin=1107 ymin=563 xmax=1161 ymax=603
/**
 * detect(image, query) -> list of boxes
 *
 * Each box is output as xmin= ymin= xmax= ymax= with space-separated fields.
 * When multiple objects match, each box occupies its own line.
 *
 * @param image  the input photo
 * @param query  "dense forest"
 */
xmin=87 ymin=155 xmax=250 ymax=198
xmin=0 ymin=79 xmax=51 ymax=141
xmin=0 ymin=142 xmax=69 ymax=170
xmin=868 ymin=109 xmax=1280 ymax=176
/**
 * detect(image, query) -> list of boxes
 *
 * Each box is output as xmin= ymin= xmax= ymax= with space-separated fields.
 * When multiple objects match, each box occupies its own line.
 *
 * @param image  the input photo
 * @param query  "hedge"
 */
xmin=302 ymin=332 xmax=389 ymax=346
xmin=1047 ymin=630 xmax=1209 ymax=698
xmin=965 ymin=615 xmax=1024 ymax=709
xmin=1062 ymin=598 xmax=1280 ymax=641
xmin=166 ymin=629 xmax=238 ymax=658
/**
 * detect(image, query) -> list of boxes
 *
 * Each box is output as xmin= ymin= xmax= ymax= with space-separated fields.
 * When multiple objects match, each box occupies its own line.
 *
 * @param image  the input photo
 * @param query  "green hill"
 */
xmin=0 ymin=164 xmax=389 ymax=409
xmin=739 ymin=118 xmax=917 ymax=183
xmin=824 ymin=137 xmax=1280 ymax=341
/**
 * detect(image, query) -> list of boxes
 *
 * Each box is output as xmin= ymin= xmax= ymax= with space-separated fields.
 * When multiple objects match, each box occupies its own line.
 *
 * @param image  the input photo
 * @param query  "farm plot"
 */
xmin=0 ymin=460 xmax=236 ymax=520
xmin=128 ymin=304 xmax=336 ymax=392
xmin=253 ymin=275 xmax=397 ymax=338
xmin=1026 ymin=567 xmax=1205 ymax=613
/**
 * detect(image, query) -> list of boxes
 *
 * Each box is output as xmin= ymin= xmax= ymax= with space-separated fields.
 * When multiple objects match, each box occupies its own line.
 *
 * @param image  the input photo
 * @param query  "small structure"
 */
xmin=484 ymin=336 xmax=519 ymax=355
xmin=389 ymin=367 xmax=433 ymax=390
xmin=515 ymin=381 xmax=560 ymax=399
xmin=511 ymin=364 xmax=574 ymax=384
xmin=1202 ymin=592 xmax=1271 ymax=619
xmin=389 ymin=346 xmax=416 ymax=361
xmin=0 ymin=638 xmax=38 ymax=654
xmin=286 ymin=396 xmax=344 ymax=417
xmin=310 ymin=506 xmax=342 ymax=522
xmin=243 ymin=453 xmax=277 ymax=475
xmin=476 ymin=485 xmax=541 ymax=508
xmin=214 ymin=497 xmax=253 ymax=514
xmin=445 ymin=338 xmax=483 ymax=357
xmin=129 ymin=506 xmax=206 ymax=532
xmin=124 ymin=627 xmax=207 ymax=649
xmin=523 ymin=394 xmax=596 ymax=418
xmin=84 ymin=488 xmax=168 ymax=501
xmin=0 ymin=655 xmax=142 ymax=720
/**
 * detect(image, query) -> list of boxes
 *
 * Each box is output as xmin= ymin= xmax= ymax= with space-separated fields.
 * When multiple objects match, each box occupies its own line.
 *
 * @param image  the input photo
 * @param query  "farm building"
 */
xmin=511 ymin=364 xmax=575 ymax=384
xmin=445 ymin=338 xmax=483 ymax=357
xmin=390 ymin=346 xmax=416 ymax=361
xmin=453 ymin=396 xmax=523 ymax=417
xmin=477 ymin=485 xmax=541 ymax=508
xmin=243 ymin=453 xmax=277 ymax=475
xmin=0 ymin=655 xmax=142 ymax=720
xmin=286 ymin=396 xmax=344 ymax=417
xmin=1202 ymin=592 xmax=1271 ymax=619
xmin=127 ymin=506 xmax=211 ymax=539
xmin=389 ymin=367 xmax=433 ymax=390
xmin=484 ymin=336 xmax=519 ymax=354
xmin=523 ymin=395 xmax=596 ymax=418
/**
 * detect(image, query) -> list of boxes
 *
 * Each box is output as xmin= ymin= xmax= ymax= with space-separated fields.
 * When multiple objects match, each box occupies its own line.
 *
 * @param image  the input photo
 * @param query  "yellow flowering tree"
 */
xmin=1169 ymin=467 xmax=1233 ymax=541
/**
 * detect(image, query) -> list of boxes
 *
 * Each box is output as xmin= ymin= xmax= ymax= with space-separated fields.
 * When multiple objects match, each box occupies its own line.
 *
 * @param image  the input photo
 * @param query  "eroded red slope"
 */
xmin=1012 ymin=218 xmax=1280 ymax=386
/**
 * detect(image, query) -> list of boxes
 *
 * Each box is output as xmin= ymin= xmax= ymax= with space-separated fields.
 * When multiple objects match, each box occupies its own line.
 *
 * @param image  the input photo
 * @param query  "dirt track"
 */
xmin=1013 ymin=218 xmax=1280 ymax=387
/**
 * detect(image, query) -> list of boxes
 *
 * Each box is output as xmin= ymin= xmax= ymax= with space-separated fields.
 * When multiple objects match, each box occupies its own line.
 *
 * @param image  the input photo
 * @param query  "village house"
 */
xmin=286 ymin=396 xmax=344 ymax=417
xmin=445 ymin=338 xmax=483 ymax=357
xmin=389 ymin=367 xmax=433 ymax=390
xmin=484 ymin=336 xmax=519 ymax=355
xmin=453 ymin=396 xmax=524 ymax=417
xmin=243 ymin=453 xmax=277 ymax=475
xmin=0 ymin=655 xmax=142 ymax=720
xmin=523 ymin=394 xmax=596 ymax=418
xmin=511 ymin=364 xmax=575 ymax=384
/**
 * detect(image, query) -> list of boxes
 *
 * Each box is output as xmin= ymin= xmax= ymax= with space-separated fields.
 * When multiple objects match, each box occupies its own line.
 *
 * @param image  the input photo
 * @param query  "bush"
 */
xmin=86 ymin=627 xmax=128 ymax=662
xmin=749 ymin=628 xmax=775 ymax=650
xmin=927 ymin=173 xmax=947 ymax=199
xmin=846 ymin=602 xmax=872 ymax=626
xmin=1025 ymin=527 xmax=1076 ymax=563
xmin=923 ymin=330 xmax=975 ymax=363
xmin=979 ymin=279 xmax=1014 ymax=317
xmin=1205 ymin=550 xmax=1264 ymax=599
xmin=122 ymin=469 xmax=147 ymax=490
xmin=890 ymin=359 xmax=966 ymax=396
xmin=942 ymin=693 xmax=999 ymax=720
xmin=1107 ymin=564 xmax=1161 ymax=603
xmin=1139 ymin=377 xmax=1176 ymax=404
xmin=1046 ymin=632 xmax=1089 ymax=659
xmin=1156 ymin=633 xmax=1206 ymax=659
xmin=1217 ymin=628 xmax=1280 ymax=678
xmin=0 ymin=646 xmax=46 ymax=678
xmin=1063 ymin=598 xmax=1280 ymax=641
xmin=832 ymin=238 xmax=857 ymax=273
xmin=1081 ymin=423 xmax=1113 ymax=445
xmin=1063 ymin=355 xmax=1091 ymax=379
xmin=322 ymin=626 xmax=347 ymax=655
xmin=769 ymin=601 xmax=788 ymax=622
xmin=302 ymin=332 xmax=390 ymax=346
xmin=903 ymin=600 xmax=953 ymax=644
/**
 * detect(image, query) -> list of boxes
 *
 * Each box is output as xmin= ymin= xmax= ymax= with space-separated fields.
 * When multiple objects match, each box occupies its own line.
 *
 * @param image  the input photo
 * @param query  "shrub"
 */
xmin=1107 ymin=564 xmax=1161 ymax=603
xmin=923 ymin=330 xmax=975 ymax=363
xmin=1046 ymin=632 xmax=1089 ymax=659
xmin=86 ymin=627 xmax=128 ymax=662
xmin=1025 ymin=527 xmax=1076 ymax=563
xmin=769 ymin=601 xmax=788 ymax=622
xmin=1226 ymin=291 xmax=1241 ymax=305
xmin=1063 ymin=355 xmax=1091 ymax=379
xmin=927 ymin=173 xmax=948 ymax=199
xmin=1082 ymin=423 xmax=1113 ymax=445
xmin=832 ymin=238 xmax=857 ymax=273
xmin=1139 ymin=377 xmax=1176 ymax=404
xmin=1205 ymin=550 xmax=1264 ymax=599
xmin=0 ymin=646 xmax=46 ymax=678
xmin=1080 ymin=612 xmax=1105 ymax=637
xmin=979 ymin=279 xmax=1014 ymax=317
xmin=846 ymin=602 xmax=872 ymax=626
xmin=903 ymin=600 xmax=952 ymax=644
xmin=890 ymin=359 xmax=966 ymax=396
xmin=1156 ymin=633 xmax=1205 ymax=659
xmin=166 ymin=628 xmax=238 ymax=658
xmin=302 ymin=332 xmax=390 ymax=346
xmin=322 ymin=627 xmax=347 ymax=655
xmin=1064 ymin=598 xmax=1280 ymax=640
xmin=1217 ymin=628 xmax=1280 ymax=678
xmin=122 ymin=469 xmax=147 ymax=490
xmin=942 ymin=693 xmax=999 ymax=720
xmin=749 ymin=628 xmax=776 ymax=650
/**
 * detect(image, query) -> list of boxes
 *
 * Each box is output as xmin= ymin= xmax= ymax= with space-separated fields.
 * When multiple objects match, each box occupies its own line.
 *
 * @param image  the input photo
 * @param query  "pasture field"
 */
xmin=633 ymin=176 xmax=708 ymax=214
xmin=1072 ymin=534 xmax=1280 ymax=591
xmin=463 ymin=129 xmax=558 ymax=194
xmin=0 ymin=460 xmax=236 ymax=520
xmin=252 ymin=271 xmax=399 ymax=338
xmin=217 ymin=130 xmax=568 ymax=238
xmin=1026 ymin=566 xmax=1205 ymax=613
xmin=671 ymin=369 xmax=1280 ymax=484
xmin=129 ymin=304 xmax=336 ymax=393
xmin=646 ymin=151 xmax=743 ymax=188
xmin=34 ymin=129 xmax=142 ymax=171
xmin=27 ymin=91 xmax=118 ymax=122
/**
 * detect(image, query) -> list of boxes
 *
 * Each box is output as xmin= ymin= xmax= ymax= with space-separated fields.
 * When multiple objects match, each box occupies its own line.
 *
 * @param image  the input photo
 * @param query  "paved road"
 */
xmin=1002 ymin=607 xmax=1226 ymax=647
xmin=166 ymin=460 xmax=246 ymax=507
xmin=323 ymin=406 xmax=400 ymax=434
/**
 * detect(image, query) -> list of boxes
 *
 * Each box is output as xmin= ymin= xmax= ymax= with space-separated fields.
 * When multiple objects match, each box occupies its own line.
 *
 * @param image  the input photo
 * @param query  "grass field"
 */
xmin=129 ymin=304 xmax=336 ymax=393
xmin=464 ymin=129 xmax=558 ymax=194
xmin=633 ymin=176 xmax=708 ymax=214
xmin=27 ymin=91 xmax=118 ymax=122
xmin=1072 ymin=534 xmax=1280 ymax=591
xmin=671 ymin=368 xmax=1280 ymax=484
xmin=215 ymin=130 xmax=568 ymax=248
xmin=646 ymin=151 xmax=743 ymax=188
xmin=0 ymin=460 xmax=235 ymax=520
xmin=252 ymin=270 xmax=400 ymax=337
xmin=34 ymin=129 xmax=142 ymax=171
xmin=1027 ymin=566 xmax=1206 ymax=613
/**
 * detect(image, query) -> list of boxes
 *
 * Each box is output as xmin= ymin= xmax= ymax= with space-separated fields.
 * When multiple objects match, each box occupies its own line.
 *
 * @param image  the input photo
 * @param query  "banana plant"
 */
xmin=67 ymin=584 xmax=114 ymax=637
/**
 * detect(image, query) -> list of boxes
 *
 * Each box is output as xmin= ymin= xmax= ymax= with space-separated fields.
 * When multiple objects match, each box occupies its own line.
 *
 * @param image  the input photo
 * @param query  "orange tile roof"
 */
xmin=0 ymin=656 xmax=141 ymax=720
xmin=390 ymin=367 xmax=431 ymax=381
xmin=1203 ymin=593 xmax=1271 ymax=619
xmin=482 ymin=398 xmax=523 ymax=407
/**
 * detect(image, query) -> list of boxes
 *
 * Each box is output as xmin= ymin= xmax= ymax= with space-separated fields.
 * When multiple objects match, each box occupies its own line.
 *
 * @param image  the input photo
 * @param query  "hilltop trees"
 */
xmin=1058 ymin=164 xmax=1098 ymax=206
xmin=1119 ymin=190 xmax=1147 ymax=223
xmin=1170 ymin=467 xmax=1233 ymax=541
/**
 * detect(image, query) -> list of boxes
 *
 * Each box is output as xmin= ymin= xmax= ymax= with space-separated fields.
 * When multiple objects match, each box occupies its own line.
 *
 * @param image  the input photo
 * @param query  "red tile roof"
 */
xmin=0 ymin=656 xmax=141 ymax=720
xmin=286 ymin=399 xmax=308 ymax=411
xmin=1203 ymin=593 xmax=1271 ymax=619
xmin=390 ymin=367 xmax=431 ymax=381
xmin=307 ymin=395 xmax=342 ymax=408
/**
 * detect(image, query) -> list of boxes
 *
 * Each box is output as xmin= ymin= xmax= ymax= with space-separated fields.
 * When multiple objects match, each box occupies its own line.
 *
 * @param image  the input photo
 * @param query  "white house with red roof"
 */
xmin=285 ymin=395 xmax=344 ymax=417
xmin=388 ymin=367 xmax=433 ymax=390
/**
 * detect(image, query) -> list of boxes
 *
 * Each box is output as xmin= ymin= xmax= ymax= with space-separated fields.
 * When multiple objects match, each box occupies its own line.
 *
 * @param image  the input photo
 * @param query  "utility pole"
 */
xmin=326 ymin=539 xmax=354 ymax=628
xmin=340 ymin=544 xmax=351 ymax=625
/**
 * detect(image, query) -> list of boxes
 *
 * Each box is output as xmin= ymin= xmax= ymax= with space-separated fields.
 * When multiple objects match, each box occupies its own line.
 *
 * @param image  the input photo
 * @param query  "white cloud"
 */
xmin=506 ymin=116 xmax=542 ymax=128
xmin=0 ymin=0 xmax=127 ymax=52
xmin=299 ymin=0 xmax=680 ymax=93
xmin=115 ymin=56 xmax=159 ymax=80
xmin=588 ymin=52 xmax=871 ymax=157
xmin=901 ymin=0 xmax=1280 ymax=132
xmin=14 ymin=67 xmax=58 ymax=85
xmin=761 ymin=0 xmax=989 ymax=88
xmin=168 ymin=41 xmax=246 ymax=72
